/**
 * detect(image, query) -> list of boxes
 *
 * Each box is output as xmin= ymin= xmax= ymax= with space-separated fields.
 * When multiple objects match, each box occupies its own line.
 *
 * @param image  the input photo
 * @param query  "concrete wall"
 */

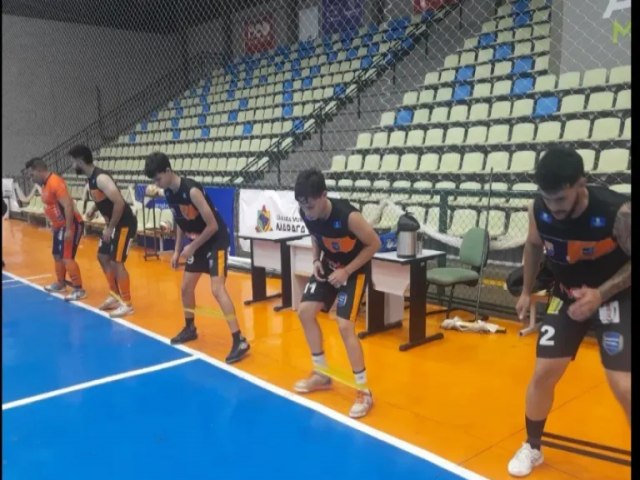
xmin=2 ymin=14 xmax=182 ymax=176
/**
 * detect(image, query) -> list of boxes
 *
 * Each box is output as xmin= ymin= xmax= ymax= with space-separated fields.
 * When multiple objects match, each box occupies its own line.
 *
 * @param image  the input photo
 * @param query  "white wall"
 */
xmin=2 ymin=14 xmax=182 ymax=176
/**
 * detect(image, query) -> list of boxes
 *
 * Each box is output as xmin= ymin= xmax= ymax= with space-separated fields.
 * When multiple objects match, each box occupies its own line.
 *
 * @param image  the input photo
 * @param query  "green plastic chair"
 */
xmin=426 ymin=227 xmax=490 ymax=318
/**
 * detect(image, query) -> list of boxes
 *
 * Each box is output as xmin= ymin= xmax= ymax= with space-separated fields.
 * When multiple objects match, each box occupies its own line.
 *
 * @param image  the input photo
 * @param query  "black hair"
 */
xmin=534 ymin=147 xmax=585 ymax=193
xmin=25 ymin=157 xmax=47 ymax=171
xmin=294 ymin=168 xmax=327 ymax=201
xmin=144 ymin=152 xmax=172 ymax=178
xmin=68 ymin=144 xmax=93 ymax=164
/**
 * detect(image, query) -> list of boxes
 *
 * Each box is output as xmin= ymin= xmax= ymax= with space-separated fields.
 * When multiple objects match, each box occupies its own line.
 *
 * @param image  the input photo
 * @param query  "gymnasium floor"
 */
xmin=2 ymin=219 xmax=631 ymax=479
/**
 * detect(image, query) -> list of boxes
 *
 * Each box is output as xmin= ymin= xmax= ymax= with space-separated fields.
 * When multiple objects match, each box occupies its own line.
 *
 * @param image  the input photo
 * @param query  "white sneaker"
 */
xmin=64 ymin=288 xmax=87 ymax=302
xmin=109 ymin=303 xmax=134 ymax=318
xmin=508 ymin=443 xmax=544 ymax=477
xmin=349 ymin=390 xmax=373 ymax=418
xmin=293 ymin=372 xmax=332 ymax=394
xmin=98 ymin=296 xmax=120 ymax=311
xmin=44 ymin=282 xmax=67 ymax=293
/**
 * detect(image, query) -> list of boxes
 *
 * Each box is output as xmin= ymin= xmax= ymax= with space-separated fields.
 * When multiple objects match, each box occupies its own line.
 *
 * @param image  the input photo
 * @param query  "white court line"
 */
xmin=2 ymin=356 xmax=196 ymax=411
xmin=3 ymin=274 xmax=51 ymax=283
xmin=1 ymin=270 xmax=487 ymax=480
xmin=2 ymin=284 xmax=31 ymax=290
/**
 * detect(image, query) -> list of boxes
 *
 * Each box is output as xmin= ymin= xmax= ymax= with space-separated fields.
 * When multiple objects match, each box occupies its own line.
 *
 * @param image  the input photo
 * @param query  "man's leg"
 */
xmin=171 ymin=271 xmax=201 ymax=344
xmin=97 ymin=233 xmax=118 ymax=309
xmin=108 ymin=224 xmax=136 ymax=317
xmin=45 ymin=229 xmax=67 ymax=292
xmin=605 ymin=369 xmax=631 ymax=424
xmin=62 ymin=222 xmax=85 ymax=301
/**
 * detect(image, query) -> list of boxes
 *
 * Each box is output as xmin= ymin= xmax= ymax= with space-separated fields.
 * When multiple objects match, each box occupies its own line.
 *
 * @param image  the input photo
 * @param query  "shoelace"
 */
xmin=514 ymin=446 xmax=535 ymax=463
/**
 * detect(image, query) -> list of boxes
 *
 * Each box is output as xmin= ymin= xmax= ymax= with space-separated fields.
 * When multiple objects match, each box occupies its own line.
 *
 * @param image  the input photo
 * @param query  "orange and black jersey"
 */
xmin=164 ymin=177 xmax=229 ymax=245
xmin=533 ymin=185 xmax=629 ymax=299
xmin=300 ymin=198 xmax=364 ymax=270
xmin=87 ymin=167 xmax=135 ymax=226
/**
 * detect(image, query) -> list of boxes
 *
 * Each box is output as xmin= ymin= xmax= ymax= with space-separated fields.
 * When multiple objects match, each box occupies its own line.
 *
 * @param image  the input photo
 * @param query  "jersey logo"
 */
xmin=332 ymin=241 xmax=340 ymax=251
xmin=590 ymin=216 xmax=606 ymax=228
xmin=539 ymin=211 xmax=553 ymax=223
xmin=582 ymin=246 xmax=595 ymax=256
xmin=333 ymin=220 xmax=342 ymax=229
xmin=183 ymin=192 xmax=188 ymax=199
xmin=543 ymin=241 xmax=555 ymax=256
xmin=337 ymin=292 xmax=348 ymax=307
xmin=602 ymin=331 xmax=624 ymax=356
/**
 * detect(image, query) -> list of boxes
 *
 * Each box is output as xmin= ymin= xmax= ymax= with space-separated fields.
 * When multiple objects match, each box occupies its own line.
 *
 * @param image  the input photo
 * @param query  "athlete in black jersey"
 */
xmin=508 ymin=147 xmax=631 ymax=477
xmin=71 ymin=145 xmax=138 ymax=318
xmin=293 ymin=169 xmax=381 ymax=419
xmin=144 ymin=152 xmax=249 ymax=363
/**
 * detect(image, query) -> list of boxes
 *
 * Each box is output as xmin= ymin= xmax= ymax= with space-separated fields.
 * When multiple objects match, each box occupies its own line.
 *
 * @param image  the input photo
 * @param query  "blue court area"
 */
xmin=2 ymin=273 xmax=478 ymax=480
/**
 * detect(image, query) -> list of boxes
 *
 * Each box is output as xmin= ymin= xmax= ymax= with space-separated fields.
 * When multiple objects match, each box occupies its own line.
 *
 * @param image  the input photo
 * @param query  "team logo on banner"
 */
xmin=244 ymin=16 xmax=276 ymax=54
xmin=256 ymin=205 xmax=272 ymax=232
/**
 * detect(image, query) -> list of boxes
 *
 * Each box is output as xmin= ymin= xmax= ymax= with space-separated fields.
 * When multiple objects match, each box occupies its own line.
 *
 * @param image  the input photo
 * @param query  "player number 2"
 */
xmin=539 ymin=325 xmax=556 ymax=346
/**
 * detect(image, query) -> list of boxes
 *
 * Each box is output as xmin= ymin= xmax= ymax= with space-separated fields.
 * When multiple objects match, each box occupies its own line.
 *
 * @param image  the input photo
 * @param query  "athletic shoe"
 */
xmin=170 ymin=325 xmax=198 ymax=345
xmin=293 ymin=372 xmax=332 ymax=393
xmin=44 ymin=282 xmax=67 ymax=293
xmin=349 ymin=390 xmax=373 ymax=418
xmin=98 ymin=296 xmax=120 ymax=311
xmin=64 ymin=288 xmax=87 ymax=301
xmin=109 ymin=303 xmax=134 ymax=318
xmin=225 ymin=337 xmax=250 ymax=364
xmin=508 ymin=443 xmax=544 ymax=477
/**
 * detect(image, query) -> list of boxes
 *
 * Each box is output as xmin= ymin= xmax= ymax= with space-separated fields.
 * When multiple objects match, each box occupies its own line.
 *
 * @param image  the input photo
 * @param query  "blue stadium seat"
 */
xmin=201 ymin=127 xmax=210 ymax=138
xmin=292 ymin=58 xmax=301 ymax=69
xmin=368 ymin=22 xmax=378 ymax=34
xmin=229 ymin=79 xmax=238 ymax=89
xmin=302 ymin=77 xmax=313 ymax=89
xmin=334 ymin=84 xmax=346 ymax=97
xmin=283 ymin=91 xmax=293 ymax=103
xmin=368 ymin=42 xmax=380 ymax=55
xmin=384 ymin=51 xmax=396 ymax=66
xmin=243 ymin=123 xmax=253 ymax=136
xmin=198 ymin=115 xmax=206 ymax=126
xmin=176 ymin=107 xmax=184 ymax=117
xmin=514 ymin=11 xmax=532 ymax=26
xmin=513 ymin=0 xmax=530 ymax=14
xmin=310 ymin=65 xmax=321 ymax=76
xmin=292 ymin=69 xmax=302 ymax=79
xmin=362 ymin=33 xmax=373 ymax=46
xmin=173 ymin=99 xmax=181 ymax=108
xmin=171 ymin=118 xmax=180 ymax=128
xmin=190 ymin=87 xmax=197 ymax=96
xmin=360 ymin=55 xmax=373 ymax=69
xmin=227 ymin=90 xmax=236 ymax=100
xmin=401 ymin=37 xmax=414 ymax=51
xmin=228 ymin=110 xmax=238 ymax=122
xmin=243 ymin=77 xmax=253 ymax=87
xmin=128 ymin=133 xmax=136 ymax=143
xmin=172 ymin=130 xmax=181 ymax=140
xmin=201 ymin=104 xmax=210 ymax=113
xmin=494 ymin=43 xmax=513 ymax=60
xmin=478 ymin=32 xmax=497 ymax=47
xmin=283 ymin=80 xmax=293 ymax=91
xmin=453 ymin=83 xmax=472 ymax=101
xmin=327 ymin=51 xmax=338 ymax=63
xmin=395 ymin=108 xmax=413 ymax=126
xmin=150 ymin=111 xmax=158 ymax=120
xmin=239 ymin=98 xmax=249 ymax=109
xmin=456 ymin=66 xmax=475 ymax=81
xmin=283 ymin=104 xmax=294 ymax=118
xmin=342 ymin=37 xmax=353 ymax=50
xmin=201 ymin=84 xmax=210 ymax=95
xmin=512 ymin=56 xmax=533 ymax=74
xmin=140 ymin=121 xmax=148 ymax=131
xmin=199 ymin=95 xmax=207 ymax=105
xmin=533 ymin=96 xmax=559 ymax=117
xmin=276 ymin=62 xmax=285 ymax=72
xmin=512 ymin=76 xmax=534 ymax=95
xmin=347 ymin=48 xmax=358 ymax=60
xmin=293 ymin=118 xmax=305 ymax=132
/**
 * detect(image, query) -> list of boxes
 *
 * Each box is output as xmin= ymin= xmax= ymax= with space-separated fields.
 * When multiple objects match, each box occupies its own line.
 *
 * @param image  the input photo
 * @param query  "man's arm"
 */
xmin=174 ymin=224 xmax=184 ymax=254
xmin=187 ymin=188 xmax=219 ymax=251
xmin=598 ymin=202 xmax=631 ymax=302
xmin=96 ymin=174 xmax=125 ymax=230
xmin=55 ymin=182 xmax=75 ymax=232
xmin=521 ymin=201 xmax=545 ymax=296
xmin=311 ymin=236 xmax=322 ymax=262
xmin=343 ymin=212 xmax=382 ymax=275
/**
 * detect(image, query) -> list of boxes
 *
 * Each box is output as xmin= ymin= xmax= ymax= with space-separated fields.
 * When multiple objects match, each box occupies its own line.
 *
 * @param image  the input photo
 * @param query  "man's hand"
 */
xmin=515 ymin=293 xmax=531 ymax=320
xmin=567 ymin=286 xmax=602 ymax=322
xmin=102 ymin=226 xmax=114 ymax=244
xmin=180 ymin=243 xmax=196 ymax=261
xmin=170 ymin=252 xmax=180 ymax=269
xmin=313 ymin=260 xmax=326 ymax=282
xmin=328 ymin=268 xmax=349 ymax=288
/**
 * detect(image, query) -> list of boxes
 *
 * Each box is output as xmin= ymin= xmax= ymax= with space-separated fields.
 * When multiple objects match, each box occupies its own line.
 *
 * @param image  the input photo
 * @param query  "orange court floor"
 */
xmin=1 ymin=219 xmax=631 ymax=480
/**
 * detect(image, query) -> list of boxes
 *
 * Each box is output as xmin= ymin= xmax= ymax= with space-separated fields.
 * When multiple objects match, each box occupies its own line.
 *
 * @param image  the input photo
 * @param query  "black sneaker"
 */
xmin=170 ymin=325 xmax=198 ymax=345
xmin=225 ymin=337 xmax=250 ymax=364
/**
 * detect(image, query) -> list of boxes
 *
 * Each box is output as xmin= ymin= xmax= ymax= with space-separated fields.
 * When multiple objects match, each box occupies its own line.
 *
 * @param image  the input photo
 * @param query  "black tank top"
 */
xmin=301 ymin=198 xmax=364 ymax=270
xmin=164 ymin=177 xmax=229 ymax=245
xmin=87 ymin=167 xmax=135 ymax=225
xmin=533 ymin=185 xmax=629 ymax=299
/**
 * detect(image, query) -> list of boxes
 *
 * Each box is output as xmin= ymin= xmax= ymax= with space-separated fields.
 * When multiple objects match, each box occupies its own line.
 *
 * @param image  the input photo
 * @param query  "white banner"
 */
xmin=2 ymin=178 xmax=19 ymax=213
xmin=239 ymin=189 xmax=307 ymax=252
xmin=299 ymin=6 xmax=319 ymax=41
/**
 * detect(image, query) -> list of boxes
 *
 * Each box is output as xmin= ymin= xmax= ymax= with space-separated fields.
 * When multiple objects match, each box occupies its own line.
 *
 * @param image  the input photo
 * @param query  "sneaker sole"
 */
xmin=293 ymin=383 xmax=333 ymax=394
xmin=225 ymin=349 xmax=250 ymax=364
xmin=109 ymin=310 xmax=134 ymax=318
xmin=170 ymin=335 xmax=198 ymax=345
xmin=348 ymin=406 xmax=373 ymax=419
xmin=508 ymin=456 xmax=544 ymax=477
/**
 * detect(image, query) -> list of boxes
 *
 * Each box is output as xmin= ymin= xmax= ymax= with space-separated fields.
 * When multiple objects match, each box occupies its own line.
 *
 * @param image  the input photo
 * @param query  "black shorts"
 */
xmin=301 ymin=263 xmax=370 ymax=322
xmin=536 ymin=290 xmax=631 ymax=372
xmin=98 ymin=220 xmax=137 ymax=263
xmin=52 ymin=221 xmax=83 ymax=260
xmin=184 ymin=240 xmax=229 ymax=277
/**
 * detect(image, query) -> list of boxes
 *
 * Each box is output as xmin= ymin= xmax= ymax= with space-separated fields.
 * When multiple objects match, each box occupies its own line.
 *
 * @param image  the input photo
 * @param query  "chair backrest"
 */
xmin=459 ymin=227 xmax=489 ymax=269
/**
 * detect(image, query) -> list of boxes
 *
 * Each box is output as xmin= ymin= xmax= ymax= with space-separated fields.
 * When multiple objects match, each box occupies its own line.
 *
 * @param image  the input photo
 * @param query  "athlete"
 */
xmin=293 ymin=169 xmax=381 ymax=418
xmin=70 ymin=145 xmax=137 ymax=317
xmin=508 ymin=147 xmax=631 ymax=476
xmin=25 ymin=157 xmax=86 ymax=301
xmin=144 ymin=152 xmax=249 ymax=363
